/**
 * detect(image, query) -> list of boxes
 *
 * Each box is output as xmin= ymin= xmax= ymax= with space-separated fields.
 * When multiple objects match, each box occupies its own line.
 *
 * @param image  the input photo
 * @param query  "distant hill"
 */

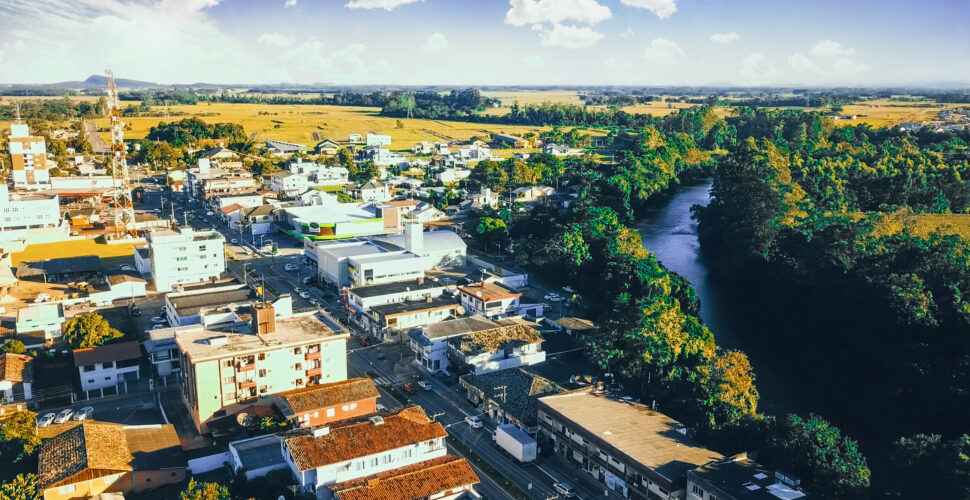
xmin=80 ymin=74 xmax=159 ymax=88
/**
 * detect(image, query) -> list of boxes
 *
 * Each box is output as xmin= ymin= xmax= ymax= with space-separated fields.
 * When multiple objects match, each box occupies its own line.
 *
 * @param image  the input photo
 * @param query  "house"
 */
xmin=435 ymin=168 xmax=471 ymax=184
xmin=265 ymin=139 xmax=309 ymax=155
xmin=349 ymin=133 xmax=363 ymax=143
xmin=144 ymin=228 xmax=226 ymax=292
xmin=16 ymin=255 xmax=101 ymax=284
xmin=550 ymin=317 xmax=597 ymax=337
xmin=275 ymin=377 xmax=380 ymax=428
xmin=242 ymin=204 xmax=275 ymax=235
xmin=163 ymin=281 xmax=269 ymax=327
xmin=409 ymin=315 xmax=538 ymax=375
xmin=492 ymin=134 xmax=529 ymax=148
xmin=74 ymin=341 xmax=142 ymax=395
xmin=512 ymin=185 xmax=555 ymax=203
xmin=687 ymin=453 xmax=809 ymax=500
xmin=412 ymin=141 xmax=433 ymax=155
xmin=462 ymin=266 xmax=529 ymax=290
xmin=410 ymin=203 xmax=445 ymax=223
xmin=541 ymin=143 xmax=572 ymax=156
xmin=460 ymin=367 xmax=564 ymax=433
xmin=295 ymin=189 xmax=339 ymax=207
xmin=15 ymin=303 xmax=65 ymax=346
xmin=458 ymin=281 xmax=522 ymax=319
xmin=105 ymin=273 xmax=147 ymax=301
xmin=175 ymin=306 xmax=350 ymax=432
xmin=457 ymin=144 xmax=494 ymax=162
xmin=143 ymin=328 xmax=181 ymax=382
xmin=467 ymin=187 xmax=500 ymax=210
xmin=446 ymin=317 xmax=545 ymax=375
xmin=36 ymin=422 xmax=186 ymax=500
xmin=270 ymin=171 xmax=311 ymax=195
xmin=360 ymin=179 xmax=392 ymax=203
xmin=201 ymin=146 xmax=239 ymax=161
xmin=212 ymin=193 xmax=264 ymax=210
xmin=282 ymin=406 xmax=448 ymax=495
xmin=538 ymin=390 xmax=723 ymax=500
xmin=0 ymin=353 xmax=33 ymax=402
xmin=315 ymin=165 xmax=351 ymax=185
xmin=314 ymin=139 xmax=342 ymax=155
xmin=327 ymin=455 xmax=479 ymax=500
xmin=228 ymin=434 xmax=289 ymax=481
xmin=365 ymin=133 xmax=392 ymax=147
xmin=364 ymin=147 xmax=408 ymax=168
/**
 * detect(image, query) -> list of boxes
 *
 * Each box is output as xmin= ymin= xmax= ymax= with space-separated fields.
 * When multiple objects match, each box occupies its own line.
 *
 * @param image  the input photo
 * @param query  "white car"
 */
xmin=417 ymin=380 xmax=432 ymax=391
xmin=284 ymin=264 xmax=298 ymax=271
xmin=309 ymin=299 xmax=321 ymax=307
xmin=34 ymin=293 xmax=51 ymax=303
xmin=120 ymin=265 xmax=136 ymax=271
xmin=73 ymin=406 xmax=94 ymax=421
xmin=230 ymin=238 xmax=238 ymax=244
xmin=206 ymin=211 xmax=214 ymax=216
xmin=562 ymin=286 xmax=576 ymax=293
xmin=299 ymin=292 xmax=311 ymax=299
xmin=465 ymin=416 xmax=483 ymax=428
xmin=150 ymin=316 xmax=165 ymax=323
xmin=544 ymin=293 xmax=561 ymax=301
xmin=53 ymin=408 xmax=74 ymax=424
xmin=37 ymin=413 xmax=55 ymax=428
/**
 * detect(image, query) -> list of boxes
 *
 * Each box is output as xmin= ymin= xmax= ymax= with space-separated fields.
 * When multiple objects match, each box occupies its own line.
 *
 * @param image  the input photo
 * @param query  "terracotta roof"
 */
xmin=384 ymin=200 xmax=420 ymax=208
xmin=328 ymin=455 xmax=479 ymax=500
xmin=107 ymin=273 xmax=147 ymax=285
xmin=0 ymin=353 xmax=33 ymax=384
xmin=279 ymin=377 xmax=379 ymax=415
xmin=458 ymin=281 xmax=522 ymax=302
xmin=284 ymin=406 xmax=447 ymax=471
xmin=220 ymin=203 xmax=244 ymax=214
xmin=38 ymin=422 xmax=133 ymax=489
xmin=73 ymin=341 xmax=142 ymax=367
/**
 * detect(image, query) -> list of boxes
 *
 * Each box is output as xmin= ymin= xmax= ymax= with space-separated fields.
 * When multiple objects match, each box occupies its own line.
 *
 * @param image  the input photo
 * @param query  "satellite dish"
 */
xmin=235 ymin=412 xmax=250 ymax=426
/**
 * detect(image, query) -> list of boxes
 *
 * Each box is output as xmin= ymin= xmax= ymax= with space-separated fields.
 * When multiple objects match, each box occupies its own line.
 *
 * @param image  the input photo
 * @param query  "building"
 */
xmin=74 ymin=341 xmax=142 ymax=394
xmin=687 ymin=454 xmax=809 ymax=500
xmin=242 ymin=204 xmax=275 ymax=235
xmin=466 ymin=187 xmax=500 ymax=211
xmin=0 ymin=185 xmax=67 ymax=244
xmin=276 ymin=377 xmax=380 ymax=428
xmin=163 ymin=282 xmax=270 ymax=327
xmin=143 ymin=328 xmax=181 ymax=382
xmin=435 ymin=168 xmax=471 ymax=184
xmin=270 ymin=171 xmax=311 ymax=195
xmin=446 ymin=317 xmax=545 ymax=375
xmin=551 ymin=317 xmax=598 ymax=337
xmin=282 ymin=406 xmax=448 ymax=495
xmin=327 ymin=455 xmax=479 ymax=500
xmin=538 ymin=391 xmax=723 ymax=500
xmin=8 ymin=123 xmax=51 ymax=190
xmin=314 ymin=139 xmax=342 ymax=155
xmin=365 ymin=147 xmax=407 ymax=168
xmin=229 ymin=434 xmax=289 ymax=480
xmin=409 ymin=315 xmax=540 ymax=375
xmin=15 ymin=303 xmax=65 ymax=345
xmin=176 ymin=307 xmax=349 ymax=432
xmin=345 ymin=278 xmax=447 ymax=313
xmin=360 ymin=179 xmax=392 ymax=203
xmin=201 ymin=145 xmax=239 ymax=161
xmin=412 ymin=141 xmax=433 ymax=155
xmin=278 ymin=203 xmax=393 ymax=241
xmin=459 ymin=368 xmax=564 ymax=433
xmin=542 ymin=143 xmax=573 ymax=156
xmin=458 ymin=281 xmax=522 ymax=319
xmin=16 ymin=255 xmax=101 ymax=284
xmin=144 ymin=228 xmax=226 ymax=292
xmin=492 ymin=134 xmax=529 ymax=148
xmin=36 ymin=422 xmax=186 ymax=500
xmin=211 ymin=193 xmax=264 ymax=210
xmin=365 ymin=133 xmax=392 ymax=147
xmin=265 ymin=139 xmax=309 ymax=155
xmin=184 ymin=160 xmax=258 ymax=200
xmin=349 ymin=133 xmax=362 ymax=143
xmin=0 ymin=353 xmax=33 ymax=402
xmin=512 ymin=185 xmax=555 ymax=203
xmin=310 ymin=224 xmax=438 ymax=290
xmin=373 ymin=226 xmax=467 ymax=269
xmin=365 ymin=297 xmax=460 ymax=338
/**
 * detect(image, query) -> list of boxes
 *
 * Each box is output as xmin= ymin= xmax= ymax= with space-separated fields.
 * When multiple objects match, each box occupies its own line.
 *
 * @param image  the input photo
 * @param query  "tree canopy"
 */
xmin=62 ymin=313 xmax=123 ymax=349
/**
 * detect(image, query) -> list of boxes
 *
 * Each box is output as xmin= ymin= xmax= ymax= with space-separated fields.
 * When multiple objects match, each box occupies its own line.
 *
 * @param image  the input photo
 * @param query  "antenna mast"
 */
xmin=105 ymin=69 xmax=135 ymax=237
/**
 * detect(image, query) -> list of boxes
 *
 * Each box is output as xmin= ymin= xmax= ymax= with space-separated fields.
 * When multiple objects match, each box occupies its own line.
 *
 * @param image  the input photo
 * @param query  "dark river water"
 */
xmin=635 ymin=177 xmax=803 ymax=415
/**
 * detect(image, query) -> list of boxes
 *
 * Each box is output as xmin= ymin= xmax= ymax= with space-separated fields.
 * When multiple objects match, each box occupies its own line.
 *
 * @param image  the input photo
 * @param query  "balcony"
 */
xmin=304 ymin=350 xmax=321 ymax=361
xmin=306 ymin=366 xmax=322 ymax=377
xmin=236 ymin=361 xmax=255 ymax=372
xmin=237 ymin=379 xmax=256 ymax=389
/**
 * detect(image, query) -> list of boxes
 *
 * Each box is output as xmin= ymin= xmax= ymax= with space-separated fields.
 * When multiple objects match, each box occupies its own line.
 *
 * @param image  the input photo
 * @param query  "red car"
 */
xmin=402 ymin=383 xmax=417 ymax=395
xmin=357 ymin=336 xmax=370 ymax=346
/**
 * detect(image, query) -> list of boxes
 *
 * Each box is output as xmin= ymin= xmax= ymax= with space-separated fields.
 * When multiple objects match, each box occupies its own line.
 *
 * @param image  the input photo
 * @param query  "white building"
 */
xmin=0 ymin=185 xmax=68 ymax=245
xmin=409 ymin=315 xmax=541 ymax=375
xmin=346 ymin=278 xmax=448 ymax=314
xmin=15 ymin=303 xmax=65 ymax=344
xmin=360 ymin=180 xmax=392 ymax=203
xmin=435 ymin=168 xmax=471 ymax=184
xmin=457 ymin=281 xmax=523 ymax=319
xmin=365 ymin=133 xmax=392 ymax=147
xmin=270 ymin=171 xmax=312 ymax=195
xmin=8 ymin=124 xmax=51 ymax=190
xmin=282 ymin=406 xmax=448 ymax=495
xmin=145 ymin=228 xmax=226 ymax=292
xmin=288 ymin=160 xmax=350 ymax=186
xmin=374 ymin=227 xmax=467 ymax=269
xmin=211 ymin=193 xmax=264 ymax=210
xmin=74 ymin=341 xmax=142 ymax=394
xmin=365 ymin=147 xmax=408 ymax=168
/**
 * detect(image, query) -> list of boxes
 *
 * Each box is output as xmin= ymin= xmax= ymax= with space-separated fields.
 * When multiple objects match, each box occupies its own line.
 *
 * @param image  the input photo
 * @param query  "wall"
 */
xmin=130 ymin=468 xmax=187 ymax=493
xmin=188 ymin=451 xmax=230 ymax=474
xmin=312 ymin=439 xmax=447 ymax=490
xmin=42 ymin=471 xmax=127 ymax=500
xmin=78 ymin=362 xmax=140 ymax=392
xmin=296 ymin=396 xmax=377 ymax=428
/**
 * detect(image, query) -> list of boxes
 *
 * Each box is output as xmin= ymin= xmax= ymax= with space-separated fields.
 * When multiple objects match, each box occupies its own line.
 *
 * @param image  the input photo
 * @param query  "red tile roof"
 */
xmin=458 ymin=281 xmax=522 ymax=302
xmin=284 ymin=406 xmax=447 ymax=471
xmin=385 ymin=200 xmax=420 ymax=208
xmin=278 ymin=377 xmax=379 ymax=415
xmin=0 ymin=353 xmax=32 ymax=383
xmin=328 ymin=455 xmax=479 ymax=500
xmin=220 ymin=203 xmax=244 ymax=214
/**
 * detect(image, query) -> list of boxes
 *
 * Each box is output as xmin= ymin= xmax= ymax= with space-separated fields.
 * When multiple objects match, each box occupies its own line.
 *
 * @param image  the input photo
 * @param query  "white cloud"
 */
xmin=788 ymin=53 xmax=829 ymax=78
xmin=832 ymin=58 xmax=868 ymax=75
xmin=0 ymin=40 xmax=26 ymax=64
xmin=620 ymin=27 xmax=635 ymax=39
xmin=422 ymin=32 xmax=449 ymax=54
xmin=281 ymin=41 xmax=392 ymax=83
xmin=258 ymin=33 xmax=295 ymax=48
xmin=344 ymin=0 xmax=422 ymax=10
xmin=521 ymin=54 xmax=544 ymax=66
xmin=741 ymin=53 xmax=784 ymax=82
xmin=642 ymin=38 xmax=685 ymax=64
xmin=505 ymin=0 xmax=611 ymax=27
xmin=810 ymin=39 xmax=855 ymax=57
xmin=284 ymin=0 xmax=296 ymax=6
xmin=710 ymin=32 xmax=739 ymax=44
xmin=538 ymin=24 xmax=604 ymax=49
xmin=620 ymin=0 xmax=676 ymax=20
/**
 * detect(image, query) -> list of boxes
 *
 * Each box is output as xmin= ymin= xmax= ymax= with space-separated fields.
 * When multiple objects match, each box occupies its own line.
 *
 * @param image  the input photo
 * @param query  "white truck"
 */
xmin=493 ymin=424 xmax=537 ymax=463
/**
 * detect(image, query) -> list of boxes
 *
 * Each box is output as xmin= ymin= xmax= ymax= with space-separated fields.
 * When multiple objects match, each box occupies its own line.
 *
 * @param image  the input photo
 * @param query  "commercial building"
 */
xmin=8 ymin=123 xmax=51 ymax=190
xmin=459 ymin=367 xmax=565 ymax=433
xmin=374 ymin=228 xmax=467 ymax=269
xmin=175 ymin=306 xmax=349 ymax=432
xmin=365 ymin=132 xmax=392 ymax=147
xmin=74 ymin=341 xmax=143 ymax=394
xmin=458 ymin=281 xmax=523 ymax=319
xmin=345 ymin=277 xmax=447 ymax=313
xmin=364 ymin=297 xmax=460 ymax=338
xmin=327 ymin=455 xmax=479 ymax=500
xmin=538 ymin=391 xmax=723 ymax=500
xmin=275 ymin=377 xmax=380 ymax=428
xmin=282 ymin=406 xmax=449 ymax=495
xmin=143 ymin=228 xmax=226 ymax=292
xmin=0 ymin=185 xmax=67 ymax=245
xmin=184 ymin=160 xmax=258 ymax=200
xmin=446 ymin=317 xmax=545 ymax=375
xmin=277 ymin=203 xmax=392 ymax=241
xmin=228 ymin=434 xmax=289 ymax=481
xmin=687 ymin=454 xmax=809 ymax=500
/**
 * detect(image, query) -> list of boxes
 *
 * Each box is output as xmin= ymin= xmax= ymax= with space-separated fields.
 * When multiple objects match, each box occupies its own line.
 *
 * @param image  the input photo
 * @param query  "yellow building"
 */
xmin=176 ymin=304 xmax=349 ymax=432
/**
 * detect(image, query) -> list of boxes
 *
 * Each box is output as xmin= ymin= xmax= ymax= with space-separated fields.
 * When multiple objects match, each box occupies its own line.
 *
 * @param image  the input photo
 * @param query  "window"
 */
xmin=82 ymin=365 xmax=95 ymax=372
xmin=293 ymin=347 xmax=302 ymax=355
xmin=104 ymin=377 xmax=111 ymax=381
xmin=224 ymin=360 xmax=233 ymax=368
xmin=87 ymin=379 xmax=94 ymax=384
xmin=341 ymin=405 xmax=350 ymax=411
xmin=403 ymin=448 xmax=412 ymax=458
xmin=350 ymin=402 xmax=357 ymax=410
xmin=294 ymin=363 xmax=302 ymax=370
xmin=326 ymin=408 xmax=335 ymax=417
xmin=223 ymin=377 xmax=234 ymax=384
xmin=370 ymin=457 xmax=379 ymax=467
xmin=691 ymin=485 xmax=704 ymax=497
xmin=258 ymin=353 xmax=266 ymax=361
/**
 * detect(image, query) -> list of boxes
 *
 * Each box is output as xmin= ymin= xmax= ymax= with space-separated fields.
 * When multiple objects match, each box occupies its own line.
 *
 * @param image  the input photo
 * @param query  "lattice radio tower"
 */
xmin=105 ymin=69 xmax=135 ymax=236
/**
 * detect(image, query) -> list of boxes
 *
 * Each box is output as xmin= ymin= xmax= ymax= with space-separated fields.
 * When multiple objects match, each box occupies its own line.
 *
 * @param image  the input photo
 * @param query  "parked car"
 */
xmin=301 ymin=276 xmax=313 ymax=284
xmin=417 ymin=380 xmax=432 ymax=391
xmin=37 ymin=413 xmax=55 ymax=427
xmin=284 ymin=263 xmax=299 ymax=271
xmin=53 ymin=408 xmax=74 ymax=424
xmin=299 ymin=291 xmax=310 ymax=299
xmin=151 ymin=316 xmax=166 ymax=324
xmin=309 ymin=299 xmax=321 ymax=307
xmin=73 ymin=406 xmax=94 ymax=421
xmin=357 ymin=336 xmax=371 ymax=347
xmin=120 ymin=265 xmax=136 ymax=271
xmin=206 ymin=211 xmax=214 ymax=216
xmin=230 ymin=238 xmax=238 ymax=244
xmin=402 ymin=384 xmax=417 ymax=395
xmin=553 ymin=482 xmax=576 ymax=498
xmin=465 ymin=416 xmax=483 ymax=428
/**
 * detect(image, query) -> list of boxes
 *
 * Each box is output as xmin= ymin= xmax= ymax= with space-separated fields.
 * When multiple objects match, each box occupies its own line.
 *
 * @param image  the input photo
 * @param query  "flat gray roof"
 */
xmin=175 ymin=313 xmax=347 ymax=361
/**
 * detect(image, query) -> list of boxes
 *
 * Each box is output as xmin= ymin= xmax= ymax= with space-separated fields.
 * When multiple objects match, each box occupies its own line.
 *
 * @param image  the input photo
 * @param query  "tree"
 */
xmin=62 ymin=313 xmax=123 ymax=349
xmin=180 ymin=478 xmax=230 ymax=500
xmin=336 ymin=147 xmax=358 ymax=176
xmin=476 ymin=217 xmax=508 ymax=253
xmin=0 ymin=474 xmax=38 ymax=500
xmin=0 ymin=411 xmax=40 ymax=463
xmin=889 ymin=434 xmax=970 ymax=498
xmin=0 ymin=341 xmax=26 ymax=355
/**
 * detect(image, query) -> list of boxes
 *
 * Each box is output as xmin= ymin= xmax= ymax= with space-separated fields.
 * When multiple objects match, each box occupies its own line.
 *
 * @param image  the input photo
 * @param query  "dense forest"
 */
xmin=145 ymin=117 xmax=247 ymax=147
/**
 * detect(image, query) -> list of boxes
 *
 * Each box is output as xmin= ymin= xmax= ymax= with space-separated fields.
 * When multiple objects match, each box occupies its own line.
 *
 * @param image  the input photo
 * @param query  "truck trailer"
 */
xmin=493 ymin=423 xmax=537 ymax=463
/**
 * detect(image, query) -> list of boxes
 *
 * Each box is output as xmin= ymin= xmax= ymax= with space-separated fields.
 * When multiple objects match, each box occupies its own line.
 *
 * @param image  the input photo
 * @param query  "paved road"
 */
xmin=83 ymin=120 xmax=109 ymax=154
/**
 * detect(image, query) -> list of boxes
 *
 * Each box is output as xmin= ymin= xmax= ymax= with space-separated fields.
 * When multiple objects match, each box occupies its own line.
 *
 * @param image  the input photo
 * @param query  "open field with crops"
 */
xmin=93 ymin=103 xmax=560 ymax=151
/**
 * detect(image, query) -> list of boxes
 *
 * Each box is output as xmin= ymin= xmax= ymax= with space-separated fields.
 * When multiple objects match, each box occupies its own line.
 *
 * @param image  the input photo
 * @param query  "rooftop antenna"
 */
xmin=105 ymin=69 xmax=136 ymax=237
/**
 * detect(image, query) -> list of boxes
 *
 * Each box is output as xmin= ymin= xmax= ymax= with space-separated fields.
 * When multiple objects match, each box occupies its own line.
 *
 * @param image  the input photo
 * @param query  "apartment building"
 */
xmin=537 ymin=391 xmax=723 ymax=500
xmin=144 ymin=228 xmax=226 ymax=292
xmin=8 ymin=123 xmax=51 ymax=190
xmin=282 ymin=406 xmax=449 ymax=495
xmin=176 ymin=306 xmax=349 ymax=432
xmin=269 ymin=171 xmax=311 ymax=195
xmin=184 ymin=160 xmax=258 ymax=200
xmin=275 ymin=377 xmax=380 ymax=428
xmin=0 ymin=185 xmax=67 ymax=244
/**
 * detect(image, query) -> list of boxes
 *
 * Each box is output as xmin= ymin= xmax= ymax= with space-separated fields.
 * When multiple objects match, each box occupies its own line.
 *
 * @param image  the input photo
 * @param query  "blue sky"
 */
xmin=0 ymin=0 xmax=967 ymax=86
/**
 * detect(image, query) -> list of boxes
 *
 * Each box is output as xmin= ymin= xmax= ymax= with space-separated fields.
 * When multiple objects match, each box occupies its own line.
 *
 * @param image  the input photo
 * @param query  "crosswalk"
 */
xmin=373 ymin=376 xmax=399 ymax=386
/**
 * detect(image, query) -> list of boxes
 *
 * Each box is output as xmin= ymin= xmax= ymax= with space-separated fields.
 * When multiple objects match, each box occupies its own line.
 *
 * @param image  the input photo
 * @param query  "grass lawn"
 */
xmin=11 ymin=238 xmax=139 ymax=266
xmin=313 ymin=184 xmax=345 ymax=192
